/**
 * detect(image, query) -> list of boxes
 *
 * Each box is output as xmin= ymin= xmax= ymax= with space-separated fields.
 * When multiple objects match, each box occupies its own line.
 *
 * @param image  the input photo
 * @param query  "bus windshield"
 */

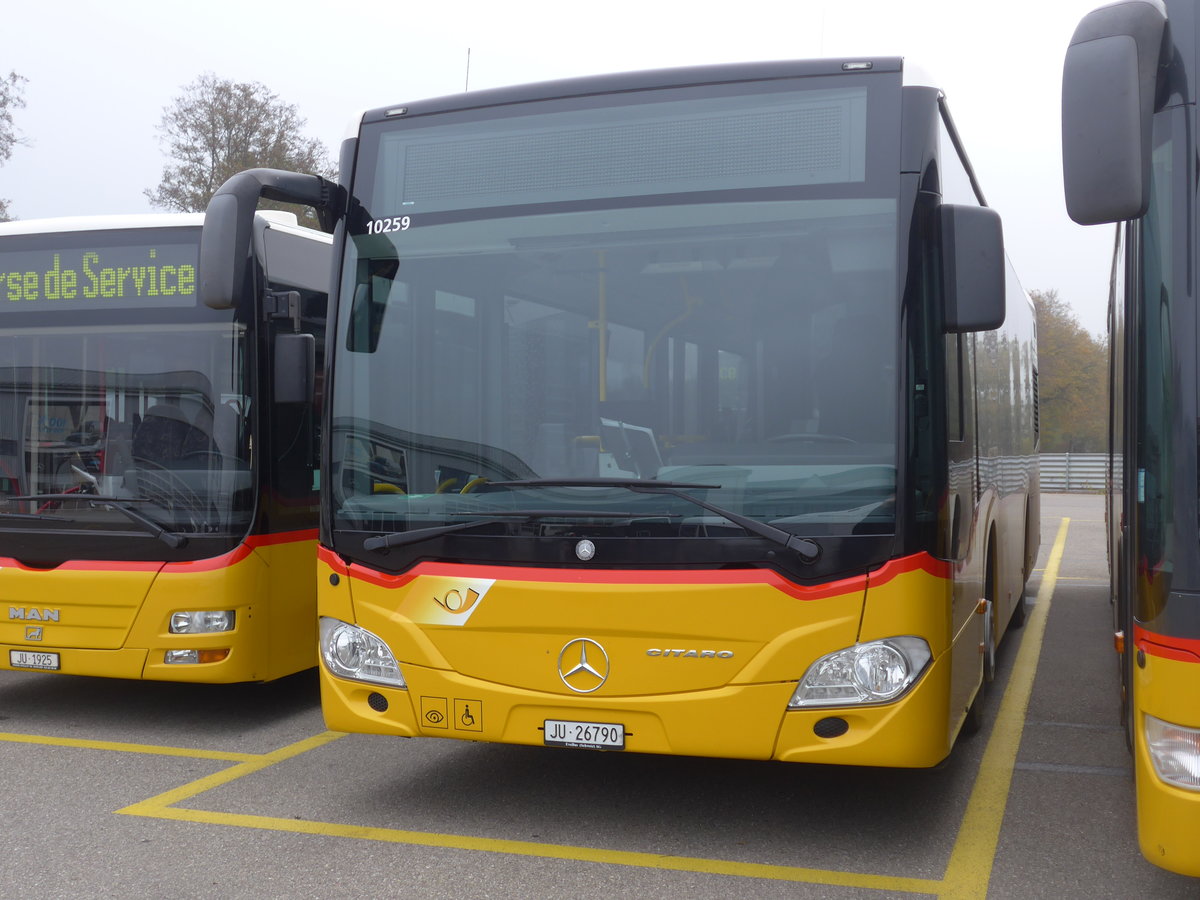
xmin=0 ymin=228 xmax=252 ymax=541
xmin=332 ymin=74 xmax=900 ymax=545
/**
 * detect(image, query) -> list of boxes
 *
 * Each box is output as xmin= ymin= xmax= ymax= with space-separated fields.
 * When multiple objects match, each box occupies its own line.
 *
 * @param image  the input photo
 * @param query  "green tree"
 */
xmin=146 ymin=73 xmax=334 ymax=223
xmin=0 ymin=70 xmax=28 ymax=222
xmin=1032 ymin=288 xmax=1108 ymax=452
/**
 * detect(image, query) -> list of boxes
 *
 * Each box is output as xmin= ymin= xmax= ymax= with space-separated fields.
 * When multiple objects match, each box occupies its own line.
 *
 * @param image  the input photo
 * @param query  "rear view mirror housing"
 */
xmin=274 ymin=332 xmax=315 ymax=405
xmin=1062 ymin=0 xmax=1167 ymax=224
xmin=941 ymin=204 xmax=1005 ymax=333
xmin=199 ymin=169 xmax=336 ymax=310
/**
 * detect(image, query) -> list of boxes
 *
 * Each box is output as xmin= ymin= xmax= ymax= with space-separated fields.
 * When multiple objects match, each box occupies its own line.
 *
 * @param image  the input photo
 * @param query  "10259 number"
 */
xmin=366 ymin=216 xmax=412 ymax=234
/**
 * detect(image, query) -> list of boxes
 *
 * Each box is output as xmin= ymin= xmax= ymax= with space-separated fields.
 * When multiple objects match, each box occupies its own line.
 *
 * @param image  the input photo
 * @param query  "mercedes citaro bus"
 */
xmin=202 ymin=57 xmax=1038 ymax=766
xmin=0 ymin=211 xmax=328 ymax=682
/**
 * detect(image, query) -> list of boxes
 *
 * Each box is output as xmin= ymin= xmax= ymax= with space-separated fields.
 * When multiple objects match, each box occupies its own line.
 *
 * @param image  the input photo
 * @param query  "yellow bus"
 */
xmin=0 ymin=211 xmax=328 ymax=682
xmin=1062 ymin=0 xmax=1200 ymax=875
xmin=205 ymin=59 xmax=1038 ymax=765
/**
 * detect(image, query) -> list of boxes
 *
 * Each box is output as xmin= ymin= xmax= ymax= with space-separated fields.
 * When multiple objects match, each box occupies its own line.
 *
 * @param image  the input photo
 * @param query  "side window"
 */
xmin=946 ymin=335 xmax=963 ymax=442
xmin=268 ymin=285 xmax=327 ymax=519
xmin=935 ymin=103 xmax=979 ymax=562
xmin=1134 ymin=112 xmax=1174 ymax=621
xmin=937 ymin=101 xmax=982 ymax=207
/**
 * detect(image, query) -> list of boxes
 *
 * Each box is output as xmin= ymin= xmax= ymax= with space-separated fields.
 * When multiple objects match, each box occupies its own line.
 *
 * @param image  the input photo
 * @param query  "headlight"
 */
xmin=319 ymin=617 xmax=406 ymax=688
xmin=1145 ymin=714 xmax=1200 ymax=791
xmin=789 ymin=636 xmax=931 ymax=708
xmin=170 ymin=610 xmax=235 ymax=634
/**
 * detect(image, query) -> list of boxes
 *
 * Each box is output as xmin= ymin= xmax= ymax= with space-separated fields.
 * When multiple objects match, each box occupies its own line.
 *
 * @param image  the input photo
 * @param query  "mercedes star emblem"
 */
xmin=557 ymin=638 xmax=610 ymax=693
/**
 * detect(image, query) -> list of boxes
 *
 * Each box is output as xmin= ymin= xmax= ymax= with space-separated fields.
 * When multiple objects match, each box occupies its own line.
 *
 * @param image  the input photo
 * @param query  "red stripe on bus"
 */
xmin=1134 ymin=625 xmax=1200 ymax=664
xmin=318 ymin=544 xmax=349 ymax=575
xmin=326 ymin=549 xmax=952 ymax=601
xmin=250 ymin=528 xmax=319 ymax=547
xmin=866 ymin=553 xmax=953 ymax=587
xmin=161 ymin=529 xmax=318 ymax=572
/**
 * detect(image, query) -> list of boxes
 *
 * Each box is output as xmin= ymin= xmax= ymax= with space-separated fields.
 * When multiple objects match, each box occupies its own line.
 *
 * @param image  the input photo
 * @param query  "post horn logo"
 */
xmin=557 ymin=638 xmax=610 ymax=693
xmin=434 ymin=588 xmax=481 ymax=615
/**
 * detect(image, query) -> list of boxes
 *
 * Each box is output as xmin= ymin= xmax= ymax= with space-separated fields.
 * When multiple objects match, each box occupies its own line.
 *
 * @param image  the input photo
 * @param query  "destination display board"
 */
xmin=0 ymin=237 xmax=200 ymax=312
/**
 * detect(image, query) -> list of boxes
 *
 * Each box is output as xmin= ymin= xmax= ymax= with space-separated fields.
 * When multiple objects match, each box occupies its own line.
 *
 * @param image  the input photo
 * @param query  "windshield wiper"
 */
xmin=6 ymin=494 xmax=187 ymax=549
xmin=92 ymin=500 xmax=188 ymax=549
xmin=486 ymin=478 xmax=821 ymax=564
xmin=0 ymin=509 xmax=68 ymax=522
xmin=362 ymin=509 xmax=670 ymax=552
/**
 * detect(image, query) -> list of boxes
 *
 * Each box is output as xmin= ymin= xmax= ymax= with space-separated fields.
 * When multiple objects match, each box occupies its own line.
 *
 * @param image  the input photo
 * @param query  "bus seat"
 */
xmin=132 ymin=405 xmax=212 ymax=465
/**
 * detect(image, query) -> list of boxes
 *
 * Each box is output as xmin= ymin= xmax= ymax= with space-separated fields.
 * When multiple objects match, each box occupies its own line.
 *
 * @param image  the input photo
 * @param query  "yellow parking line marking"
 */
xmin=117 ymin=731 xmax=347 ymax=814
xmin=939 ymin=517 xmax=1069 ymax=899
xmin=118 ymin=732 xmax=942 ymax=891
xmin=125 ymin=803 xmax=946 ymax=892
xmin=0 ymin=730 xmax=258 ymax=763
xmin=113 ymin=513 xmax=1070 ymax=897
xmin=6 ymin=518 xmax=1074 ymax=894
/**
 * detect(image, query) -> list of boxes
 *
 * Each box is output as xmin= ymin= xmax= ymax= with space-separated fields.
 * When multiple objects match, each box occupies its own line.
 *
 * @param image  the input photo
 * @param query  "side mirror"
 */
xmin=942 ymin=204 xmax=1005 ymax=333
xmin=199 ymin=168 xmax=335 ymax=310
xmin=274 ymin=332 xmax=315 ymax=405
xmin=1061 ymin=0 xmax=1167 ymax=225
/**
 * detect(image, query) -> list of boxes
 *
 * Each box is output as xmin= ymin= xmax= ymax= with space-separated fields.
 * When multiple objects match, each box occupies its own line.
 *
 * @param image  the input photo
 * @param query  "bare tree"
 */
xmin=0 ymin=70 xmax=28 ymax=222
xmin=146 ymin=73 xmax=334 ymax=222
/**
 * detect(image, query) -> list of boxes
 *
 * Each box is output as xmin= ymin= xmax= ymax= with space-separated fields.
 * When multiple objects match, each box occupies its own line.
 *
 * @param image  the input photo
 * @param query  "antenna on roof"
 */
xmin=465 ymin=48 xmax=472 ymax=92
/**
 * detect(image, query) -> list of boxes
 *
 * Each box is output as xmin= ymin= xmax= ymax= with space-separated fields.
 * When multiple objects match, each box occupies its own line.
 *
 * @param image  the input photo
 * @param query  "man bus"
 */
xmin=1062 ymin=0 xmax=1200 ymax=876
xmin=0 ymin=212 xmax=328 ymax=682
xmin=202 ymin=57 xmax=1038 ymax=766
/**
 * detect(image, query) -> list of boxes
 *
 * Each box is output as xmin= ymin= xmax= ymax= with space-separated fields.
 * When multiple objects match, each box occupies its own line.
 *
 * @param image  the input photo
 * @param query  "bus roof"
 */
xmin=0 ymin=213 xmax=204 ymax=237
xmin=0 ymin=211 xmax=329 ymax=243
xmin=359 ymin=57 xmax=906 ymax=126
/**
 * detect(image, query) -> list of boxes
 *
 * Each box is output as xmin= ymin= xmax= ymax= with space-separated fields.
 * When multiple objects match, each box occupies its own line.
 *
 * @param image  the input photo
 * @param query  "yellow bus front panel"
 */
xmin=318 ymin=553 xmax=969 ymax=767
xmin=1132 ymin=642 xmax=1200 ymax=877
xmin=0 ymin=532 xmax=317 ymax=683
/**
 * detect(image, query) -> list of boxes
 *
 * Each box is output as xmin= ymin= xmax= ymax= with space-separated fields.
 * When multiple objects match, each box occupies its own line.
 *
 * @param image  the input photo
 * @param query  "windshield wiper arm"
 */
xmin=364 ymin=517 xmax=512 ymax=551
xmin=11 ymin=493 xmax=152 ymax=506
xmin=623 ymin=483 xmax=821 ymax=564
xmin=4 ymin=494 xmax=187 ymax=548
xmin=1 ymin=493 xmax=97 ymax=521
xmin=92 ymin=500 xmax=188 ymax=549
xmin=363 ymin=508 xmax=676 ymax=552
xmin=0 ymin=510 xmax=67 ymax=522
xmin=486 ymin=479 xmax=820 ymax=564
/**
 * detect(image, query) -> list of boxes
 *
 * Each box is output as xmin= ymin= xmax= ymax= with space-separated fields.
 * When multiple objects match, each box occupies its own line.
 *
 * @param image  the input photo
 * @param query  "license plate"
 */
xmin=10 ymin=650 xmax=60 ymax=671
xmin=544 ymin=719 xmax=625 ymax=750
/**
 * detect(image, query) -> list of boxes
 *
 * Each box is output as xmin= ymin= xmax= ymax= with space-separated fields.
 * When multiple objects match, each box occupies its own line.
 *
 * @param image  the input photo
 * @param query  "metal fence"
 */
xmin=1038 ymin=453 xmax=1106 ymax=492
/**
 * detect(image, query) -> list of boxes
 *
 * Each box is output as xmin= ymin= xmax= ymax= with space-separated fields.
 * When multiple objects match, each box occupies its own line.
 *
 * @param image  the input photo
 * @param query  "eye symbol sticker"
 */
xmin=434 ymin=588 xmax=481 ymax=614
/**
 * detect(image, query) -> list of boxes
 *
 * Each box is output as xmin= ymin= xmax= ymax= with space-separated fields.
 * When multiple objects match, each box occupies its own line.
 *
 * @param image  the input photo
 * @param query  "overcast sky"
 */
xmin=3 ymin=0 xmax=1112 ymax=335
